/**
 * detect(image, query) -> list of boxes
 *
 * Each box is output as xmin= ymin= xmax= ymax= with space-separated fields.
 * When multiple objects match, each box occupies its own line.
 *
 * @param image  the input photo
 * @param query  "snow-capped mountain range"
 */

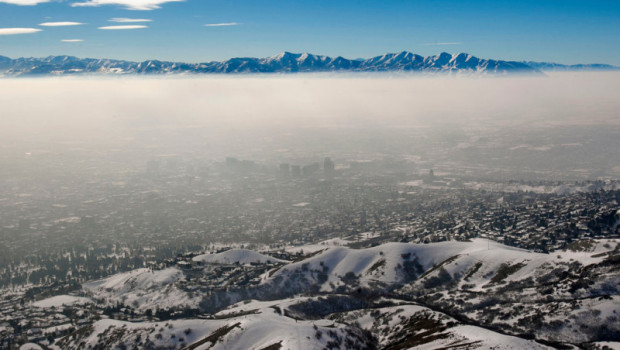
xmin=1 ymin=51 xmax=614 ymax=77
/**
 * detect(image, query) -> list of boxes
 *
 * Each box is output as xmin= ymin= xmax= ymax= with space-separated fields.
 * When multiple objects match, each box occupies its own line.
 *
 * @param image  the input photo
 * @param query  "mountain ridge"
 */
xmin=0 ymin=51 xmax=547 ymax=76
xmin=523 ymin=60 xmax=619 ymax=71
xmin=1 ymin=51 xmax=616 ymax=77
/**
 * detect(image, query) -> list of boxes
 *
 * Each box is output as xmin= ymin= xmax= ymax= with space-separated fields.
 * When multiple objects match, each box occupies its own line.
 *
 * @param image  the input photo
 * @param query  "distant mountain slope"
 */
xmin=524 ymin=61 xmax=619 ymax=71
xmin=0 ymin=51 xmax=542 ymax=76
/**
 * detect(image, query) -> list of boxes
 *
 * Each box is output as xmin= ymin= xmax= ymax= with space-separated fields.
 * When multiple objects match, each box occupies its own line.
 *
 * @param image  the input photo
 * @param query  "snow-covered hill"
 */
xmin=192 ymin=248 xmax=287 ymax=265
xmin=83 ymin=268 xmax=200 ymax=312
xmin=74 ymin=238 xmax=620 ymax=348
xmin=54 ymin=297 xmax=555 ymax=350
xmin=55 ymin=308 xmax=373 ymax=350
xmin=32 ymin=295 xmax=92 ymax=308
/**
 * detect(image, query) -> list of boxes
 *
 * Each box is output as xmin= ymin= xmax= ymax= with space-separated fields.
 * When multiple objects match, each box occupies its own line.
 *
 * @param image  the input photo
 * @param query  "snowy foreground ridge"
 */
xmin=39 ymin=239 xmax=620 ymax=349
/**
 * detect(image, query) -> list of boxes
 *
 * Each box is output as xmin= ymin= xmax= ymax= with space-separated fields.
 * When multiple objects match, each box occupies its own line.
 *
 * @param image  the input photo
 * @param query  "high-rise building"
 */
xmin=424 ymin=168 xmax=435 ymax=184
xmin=324 ymin=157 xmax=335 ymax=179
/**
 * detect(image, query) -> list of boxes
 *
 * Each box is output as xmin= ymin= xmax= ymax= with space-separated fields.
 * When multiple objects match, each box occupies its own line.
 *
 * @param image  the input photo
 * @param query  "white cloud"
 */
xmin=71 ymin=0 xmax=182 ymax=10
xmin=204 ymin=22 xmax=239 ymax=27
xmin=0 ymin=28 xmax=42 ymax=35
xmin=98 ymin=25 xmax=148 ymax=30
xmin=109 ymin=18 xmax=152 ymax=22
xmin=423 ymin=42 xmax=462 ymax=46
xmin=39 ymin=22 xmax=85 ymax=27
xmin=0 ymin=0 xmax=50 ymax=5
xmin=61 ymin=39 xmax=84 ymax=42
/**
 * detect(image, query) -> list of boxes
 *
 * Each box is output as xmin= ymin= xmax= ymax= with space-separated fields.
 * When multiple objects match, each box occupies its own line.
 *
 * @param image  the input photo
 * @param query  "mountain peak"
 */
xmin=270 ymin=51 xmax=298 ymax=60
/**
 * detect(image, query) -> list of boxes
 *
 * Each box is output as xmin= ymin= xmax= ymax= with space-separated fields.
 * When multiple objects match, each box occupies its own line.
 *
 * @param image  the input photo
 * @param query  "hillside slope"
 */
xmin=76 ymin=239 xmax=620 ymax=348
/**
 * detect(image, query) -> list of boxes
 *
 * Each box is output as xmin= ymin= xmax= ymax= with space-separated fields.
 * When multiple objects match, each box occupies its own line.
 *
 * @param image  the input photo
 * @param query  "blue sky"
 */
xmin=0 ymin=0 xmax=619 ymax=64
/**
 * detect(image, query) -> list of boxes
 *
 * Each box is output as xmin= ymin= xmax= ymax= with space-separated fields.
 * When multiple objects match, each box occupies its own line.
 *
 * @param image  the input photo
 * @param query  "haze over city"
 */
xmin=1 ymin=1 xmax=620 ymax=350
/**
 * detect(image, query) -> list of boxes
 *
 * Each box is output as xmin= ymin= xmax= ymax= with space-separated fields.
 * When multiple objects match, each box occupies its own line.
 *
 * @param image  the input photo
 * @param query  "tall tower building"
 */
xmin=324 ymin=157 xmax=335 ymax=179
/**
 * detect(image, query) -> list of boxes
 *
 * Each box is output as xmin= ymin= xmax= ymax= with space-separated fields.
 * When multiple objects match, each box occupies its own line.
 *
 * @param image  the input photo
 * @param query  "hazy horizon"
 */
xmin=1 ymin=72 xmax=619 ymax=180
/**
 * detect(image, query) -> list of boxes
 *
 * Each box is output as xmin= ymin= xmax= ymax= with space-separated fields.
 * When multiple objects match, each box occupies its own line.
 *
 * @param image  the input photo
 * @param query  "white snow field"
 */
xmin=192 ymin=248 xmax=287 ymax=265
xmin=32 ymin=295 xmax=92 ymax=308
